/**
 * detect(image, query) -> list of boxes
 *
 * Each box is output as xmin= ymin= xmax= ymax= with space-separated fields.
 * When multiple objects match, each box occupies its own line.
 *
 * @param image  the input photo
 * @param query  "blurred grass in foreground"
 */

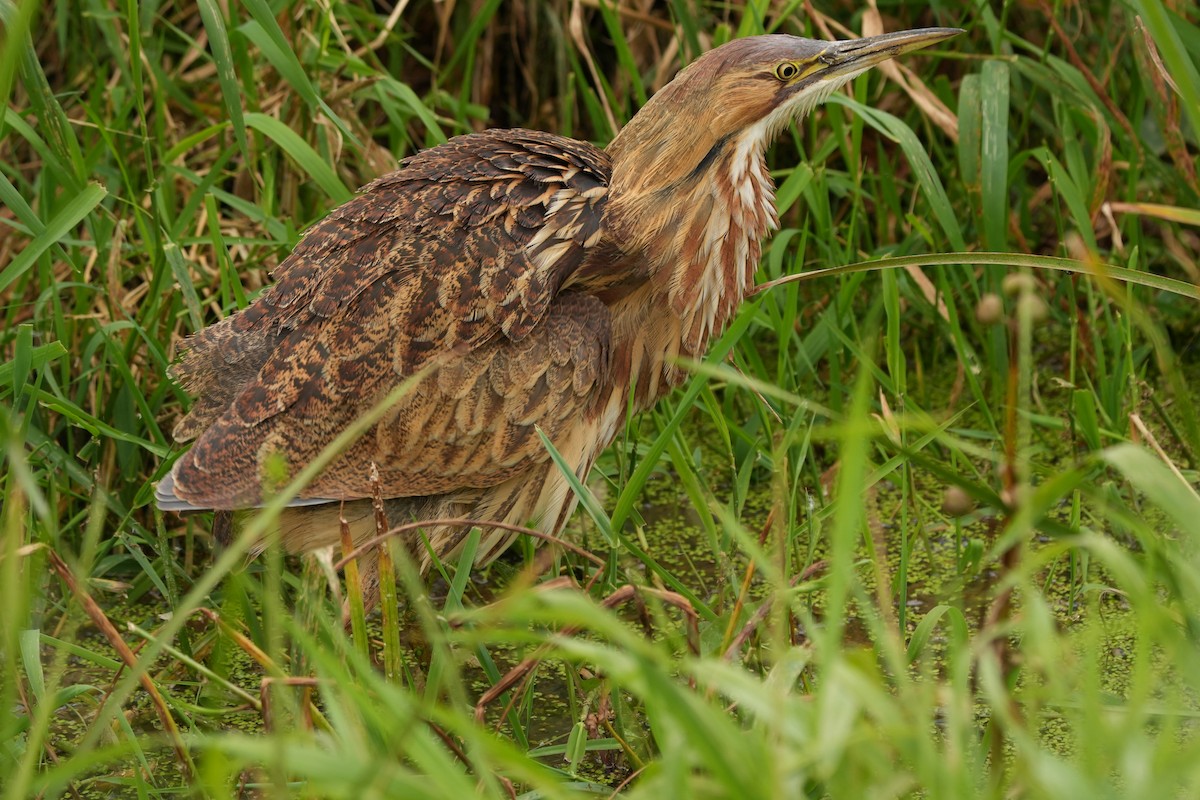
xmin=2 ymin=0 xmax=1200 ymax=797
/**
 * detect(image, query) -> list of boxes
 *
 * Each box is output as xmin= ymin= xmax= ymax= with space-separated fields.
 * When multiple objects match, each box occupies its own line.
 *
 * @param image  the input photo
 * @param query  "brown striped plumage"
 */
xmin=158 ymin=29 xmax=960 ymax=585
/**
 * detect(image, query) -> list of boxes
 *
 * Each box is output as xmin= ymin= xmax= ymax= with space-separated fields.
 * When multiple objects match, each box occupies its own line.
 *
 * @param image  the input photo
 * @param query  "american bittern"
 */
xmin=158 ymin=28 xmax=961 ymax=583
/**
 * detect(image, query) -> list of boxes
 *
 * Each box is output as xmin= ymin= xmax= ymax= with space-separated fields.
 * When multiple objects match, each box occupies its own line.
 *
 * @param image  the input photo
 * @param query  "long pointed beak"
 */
xmin=819 ymin=27 xmax=962 ymax=78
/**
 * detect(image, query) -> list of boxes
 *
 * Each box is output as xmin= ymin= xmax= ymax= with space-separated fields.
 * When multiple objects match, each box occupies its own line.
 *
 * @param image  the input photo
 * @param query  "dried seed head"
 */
xmin=942 ymin=485 xmax=975 ymax=517
xmin=1017 ymin=293 xmax=1049 ymax=322
xmin=1002 ymin=272 xmax=1037 ymax=297
xmin=976 ymin=293 xmax=1005 ymax=325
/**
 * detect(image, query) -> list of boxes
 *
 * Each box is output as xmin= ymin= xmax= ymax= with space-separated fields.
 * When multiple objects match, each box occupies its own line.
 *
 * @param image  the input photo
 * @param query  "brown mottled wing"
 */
xmin=165 ymin=129 xmax=612 ymax=509
xmin=328 ymin=291 xmax=610 ymax=496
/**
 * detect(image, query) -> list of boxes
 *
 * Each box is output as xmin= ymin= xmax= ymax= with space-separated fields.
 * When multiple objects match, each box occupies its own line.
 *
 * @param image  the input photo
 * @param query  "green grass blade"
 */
xmin=236 ymin=1 xmax=359 ymax=146
xmin=0 ymin=0 xmax=38 ymax=121
xmin=163 ymin=242 xmax=205 ymax=332
xmin=1037 ymin=147 xmax=1099 ymax=251
xmin=0 ymin=182 xmax=106 ymax=295
xmin=957 ymin=72 xmax=981 ymax=204
xmin=0 ymin=341 xmax=65 ymax=389
xmin=536 ymin=427 xmax=615 ymax=545
xmin=244 ymin=112 xmax=352 ymax=203
xmin=756 ymin=252 xmax=1200 ymax=301
xmin=1102 ymin=444 xmax=1200 ymax=535
xmin=842 ymin=98 xmax=967 ymax=251
xmin=196 ymin=0 xmax=248 ymax=158
xmin=980 ymin=59 xmax=1010 ymax=251
xmin=1131 ymin=0 xmax=1200 ymax=139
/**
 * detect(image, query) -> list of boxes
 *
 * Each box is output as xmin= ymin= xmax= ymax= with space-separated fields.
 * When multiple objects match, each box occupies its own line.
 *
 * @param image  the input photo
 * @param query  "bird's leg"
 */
xmin=474 ymin=581 xmax=701 ymax=724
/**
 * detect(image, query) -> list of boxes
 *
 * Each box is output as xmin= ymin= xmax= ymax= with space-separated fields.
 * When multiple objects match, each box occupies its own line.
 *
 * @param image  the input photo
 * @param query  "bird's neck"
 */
xmin=603 ymin=132 xmax=779 ymax=411
xmin=660 ymin=134 xmax=778 ymax=352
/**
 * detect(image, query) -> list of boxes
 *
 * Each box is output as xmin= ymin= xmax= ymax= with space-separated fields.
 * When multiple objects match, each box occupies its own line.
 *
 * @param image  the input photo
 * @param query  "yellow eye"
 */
xmin=775 ymin=61 xmax=800 ymax=81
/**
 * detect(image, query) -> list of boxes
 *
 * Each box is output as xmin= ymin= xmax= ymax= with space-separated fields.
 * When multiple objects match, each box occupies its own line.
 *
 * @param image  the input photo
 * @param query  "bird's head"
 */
xmin=607 ymin=28 xmax=962 ymax=197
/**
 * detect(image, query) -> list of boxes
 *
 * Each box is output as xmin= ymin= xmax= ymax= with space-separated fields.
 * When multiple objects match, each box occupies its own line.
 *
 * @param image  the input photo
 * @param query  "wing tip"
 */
xmin=155 ymin=466 xmax=341 ymax=513
xmin=155 ymin=471 xmax=209 ymax=513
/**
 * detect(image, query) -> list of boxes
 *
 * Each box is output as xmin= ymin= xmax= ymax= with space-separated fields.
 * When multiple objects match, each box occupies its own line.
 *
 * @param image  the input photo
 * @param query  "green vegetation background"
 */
xmin=2 ymin=0 xmax=1200 ymax=797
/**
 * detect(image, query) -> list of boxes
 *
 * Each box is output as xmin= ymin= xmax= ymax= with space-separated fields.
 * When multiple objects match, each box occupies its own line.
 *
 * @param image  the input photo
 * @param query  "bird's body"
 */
xmin=159 ymin=29 xmax=960 ymax=573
